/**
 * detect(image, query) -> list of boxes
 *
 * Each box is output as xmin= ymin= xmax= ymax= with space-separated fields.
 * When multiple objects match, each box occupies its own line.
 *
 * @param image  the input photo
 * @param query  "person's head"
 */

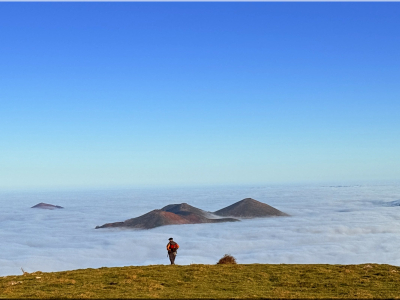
xmin=169 ymin=237 xmax=173 ymax=241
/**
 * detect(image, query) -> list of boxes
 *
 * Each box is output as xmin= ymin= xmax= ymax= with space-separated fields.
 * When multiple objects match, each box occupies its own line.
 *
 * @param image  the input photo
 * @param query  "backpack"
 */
xmin=169 ymin=242 xmax=179 ymax=252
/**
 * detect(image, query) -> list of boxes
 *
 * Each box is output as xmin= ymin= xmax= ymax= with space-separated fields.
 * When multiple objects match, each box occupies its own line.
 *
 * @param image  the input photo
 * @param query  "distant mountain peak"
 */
xmin=31 ymin=202 xmax=63 ymax=209
xmin=161 ymin=203 xmax=193 ymax=212
xmin=95 ymin=198 xmax=288 ymax=230
xmin=161 ymin=203 xmax=210 ymax=217
xmin=96 ymin=203 xmax=239 ymax=230
xmin=241 ymin=198 xmax=257 ymax=203
xmin=214 ymin=198 xmax=289 ymax=218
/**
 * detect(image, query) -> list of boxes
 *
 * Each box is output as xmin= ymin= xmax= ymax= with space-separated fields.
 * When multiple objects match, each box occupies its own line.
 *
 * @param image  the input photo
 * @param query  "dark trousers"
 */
xmin=168 ymin=251 xmax=176 ymax=264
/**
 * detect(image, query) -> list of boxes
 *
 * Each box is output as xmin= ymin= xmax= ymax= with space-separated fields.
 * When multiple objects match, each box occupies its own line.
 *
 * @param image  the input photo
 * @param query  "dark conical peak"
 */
xmin=214 ymin=198 xmax=289 ymax=218
xmin=161 ymin=203 xmax=209 ymax=217
xmin=161 ymin=203 xmax=191 ymax=212
xmin=241 ymin=198 xmax=257 ymax=203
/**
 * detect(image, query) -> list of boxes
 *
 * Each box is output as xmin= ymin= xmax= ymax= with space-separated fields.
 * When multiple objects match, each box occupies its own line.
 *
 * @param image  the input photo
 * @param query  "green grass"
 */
xmin=1 ymin=263 xmax=400 ymax=298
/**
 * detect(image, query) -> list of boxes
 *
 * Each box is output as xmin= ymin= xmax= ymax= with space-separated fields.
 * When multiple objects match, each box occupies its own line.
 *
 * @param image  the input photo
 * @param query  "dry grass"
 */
xmin=216 ymin=254 xmax=237 ymax=265
xmin=1 ymin=263 xmax=400 ymax=298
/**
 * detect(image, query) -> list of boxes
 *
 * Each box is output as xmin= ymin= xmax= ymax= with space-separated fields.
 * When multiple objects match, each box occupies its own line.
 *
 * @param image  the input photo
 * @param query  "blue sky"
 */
xmin=1 ymin=3 xmax=399 ymax=190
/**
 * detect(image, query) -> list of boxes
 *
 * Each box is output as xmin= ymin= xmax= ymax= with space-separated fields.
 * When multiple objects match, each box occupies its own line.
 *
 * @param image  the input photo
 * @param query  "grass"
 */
xmin=1 ymin=263 xmax=400 ymax=299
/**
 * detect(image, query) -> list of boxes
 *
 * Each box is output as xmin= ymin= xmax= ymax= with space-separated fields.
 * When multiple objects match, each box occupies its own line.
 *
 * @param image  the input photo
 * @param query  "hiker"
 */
xmin=166 ymin=237 xmax=179 ymax=265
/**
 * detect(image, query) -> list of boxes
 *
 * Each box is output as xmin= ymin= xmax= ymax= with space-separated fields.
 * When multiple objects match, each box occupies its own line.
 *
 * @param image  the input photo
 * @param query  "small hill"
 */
xmin=96 ymin=204 xmax=239 ymax=230
xmin=214 ymin=198 xmax=289 ymax=218
xmin=31 ymin=203 xmax=63 ymax=209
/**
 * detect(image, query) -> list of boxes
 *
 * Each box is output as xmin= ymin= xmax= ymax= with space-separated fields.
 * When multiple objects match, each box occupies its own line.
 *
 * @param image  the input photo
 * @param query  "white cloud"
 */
xmin=0 ymin=184 xmax=400 ymax=276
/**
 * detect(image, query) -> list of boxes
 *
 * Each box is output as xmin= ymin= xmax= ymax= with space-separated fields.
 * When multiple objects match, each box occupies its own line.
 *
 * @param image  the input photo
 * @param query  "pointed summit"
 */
xmin=161 ymin=203 xmax=212 ymax=218
xmin=214 ymin=198 xmax=289 ymax=218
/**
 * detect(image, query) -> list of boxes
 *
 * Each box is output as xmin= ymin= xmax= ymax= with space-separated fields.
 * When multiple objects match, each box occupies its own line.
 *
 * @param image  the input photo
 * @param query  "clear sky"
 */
xmin=1 ymin=2 xmax=399 ymax=190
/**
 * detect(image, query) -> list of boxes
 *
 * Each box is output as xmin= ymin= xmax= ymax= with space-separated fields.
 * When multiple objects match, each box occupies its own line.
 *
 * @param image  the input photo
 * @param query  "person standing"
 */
xmin=166 ymin=237 xmax=179 ymax=265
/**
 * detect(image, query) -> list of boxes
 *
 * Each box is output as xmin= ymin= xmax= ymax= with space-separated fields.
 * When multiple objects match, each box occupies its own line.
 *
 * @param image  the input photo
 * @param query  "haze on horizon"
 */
xmin=1 ymin=3 xmax=399 ymax=191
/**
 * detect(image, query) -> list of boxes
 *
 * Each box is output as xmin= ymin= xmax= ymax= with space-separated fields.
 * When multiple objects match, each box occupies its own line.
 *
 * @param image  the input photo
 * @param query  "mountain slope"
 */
xmin=96 ymin=203 xmax=239 ymax=229
xmin=214 ymin=198 xmax=289 ymax=218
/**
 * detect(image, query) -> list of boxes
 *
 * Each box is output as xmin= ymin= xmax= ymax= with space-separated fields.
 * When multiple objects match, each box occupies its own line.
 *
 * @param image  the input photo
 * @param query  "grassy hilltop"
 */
xmin=1 ymin=263 xmax=400 ymax=299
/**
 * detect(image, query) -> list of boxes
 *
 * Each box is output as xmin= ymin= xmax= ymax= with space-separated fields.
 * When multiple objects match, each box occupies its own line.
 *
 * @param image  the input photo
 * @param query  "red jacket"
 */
xmin=167 ymin=241 xmax=179 ymax=252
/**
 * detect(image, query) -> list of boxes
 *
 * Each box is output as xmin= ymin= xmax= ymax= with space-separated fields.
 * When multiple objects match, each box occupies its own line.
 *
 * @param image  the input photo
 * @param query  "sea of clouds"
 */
xmin=1 ymin=183 xmax=400 ymax=276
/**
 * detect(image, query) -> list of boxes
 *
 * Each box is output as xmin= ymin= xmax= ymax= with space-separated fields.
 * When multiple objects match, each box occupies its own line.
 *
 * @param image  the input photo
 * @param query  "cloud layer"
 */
xmin=1 ymin=184 xmax=400 ymax=276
